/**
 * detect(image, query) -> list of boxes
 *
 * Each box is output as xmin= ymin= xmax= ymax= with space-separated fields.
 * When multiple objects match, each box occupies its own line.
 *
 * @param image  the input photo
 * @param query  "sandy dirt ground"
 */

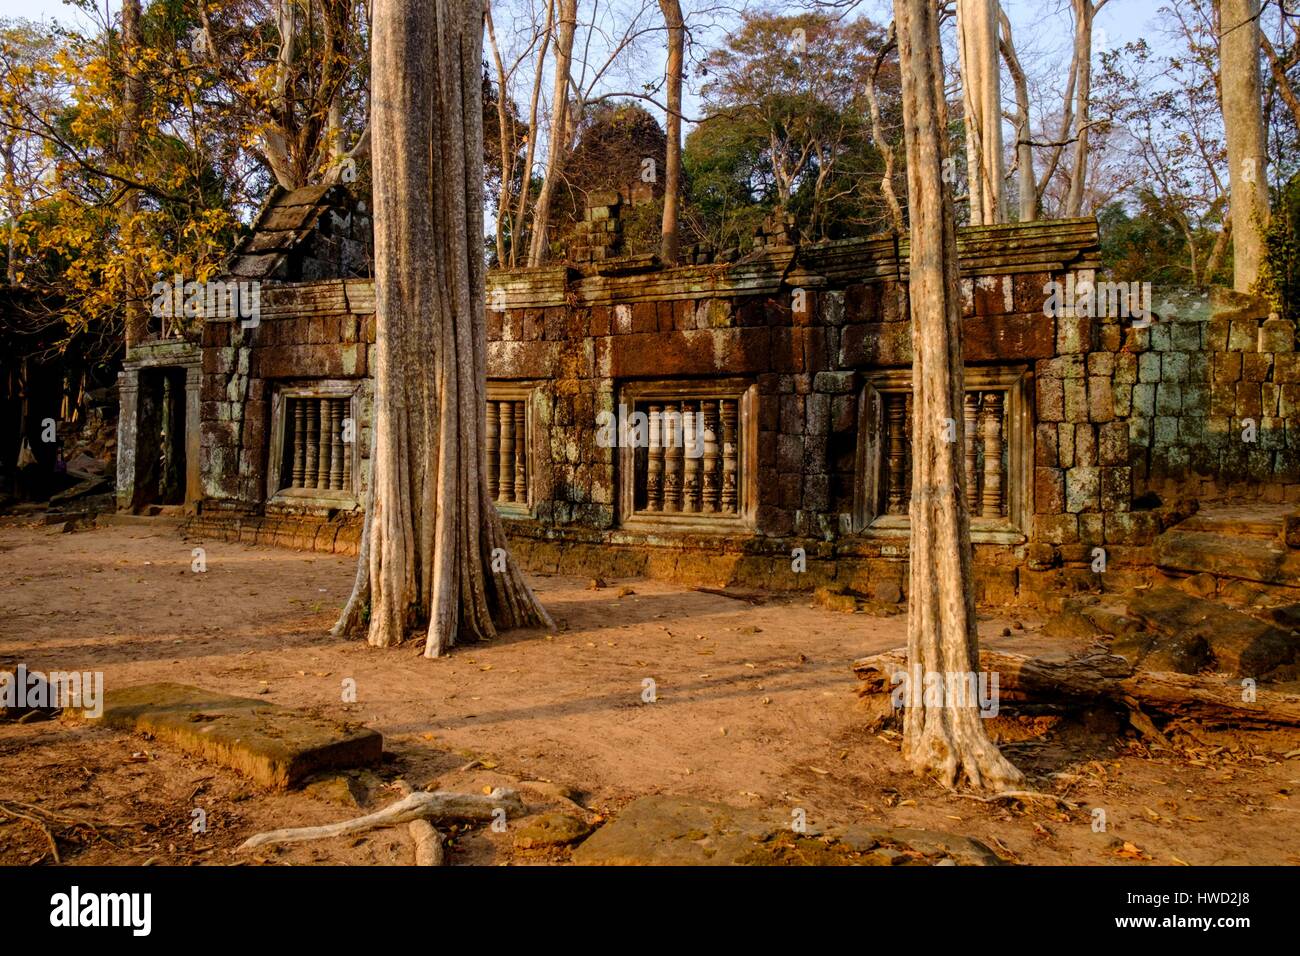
xmin=0 ymin=519 xmax=1297 ymax=866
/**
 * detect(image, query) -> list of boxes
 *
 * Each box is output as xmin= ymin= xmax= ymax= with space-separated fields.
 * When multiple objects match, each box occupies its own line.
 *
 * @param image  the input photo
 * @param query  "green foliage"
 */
xmin=1259 ymin=174 xmax=1300 ymax=320
xmin=683 ymin=9 xmax=898 ymax=249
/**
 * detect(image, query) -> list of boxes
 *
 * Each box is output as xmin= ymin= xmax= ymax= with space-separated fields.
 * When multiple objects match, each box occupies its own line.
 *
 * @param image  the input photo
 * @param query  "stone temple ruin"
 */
xmin=116 ymin=188 xmax=1300 ymax=610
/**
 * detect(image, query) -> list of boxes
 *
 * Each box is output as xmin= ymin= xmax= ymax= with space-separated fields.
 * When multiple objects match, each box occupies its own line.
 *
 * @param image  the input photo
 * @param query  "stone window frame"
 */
xmin=267 ymin=381 xmax=362 ymax=507
xmin=486 ymin=381 xmax=537 ymax=518
xmin=853 ymin=365 xmax=1033 ymax=544
xmin=616 ymin=377 xmax=759 ymax=534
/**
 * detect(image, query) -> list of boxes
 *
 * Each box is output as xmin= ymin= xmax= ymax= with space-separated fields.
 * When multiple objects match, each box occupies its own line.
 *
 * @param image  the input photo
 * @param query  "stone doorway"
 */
xmin=116 ymin=341 xmax=201 ymax=513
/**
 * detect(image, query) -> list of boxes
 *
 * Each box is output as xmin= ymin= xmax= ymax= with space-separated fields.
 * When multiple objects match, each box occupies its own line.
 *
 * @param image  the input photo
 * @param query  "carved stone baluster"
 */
xmin=702 ymin=401 xmax=720 ymax=513
xmin=317 ymin=399 xmax=335 ymax=488
xmin=720 ymin=400 xmax=738 ymax=514
xmin=340 ymin=400 xmax=353 ymax=492
xmin=963 ymin=391 xmax=980 ymax=511
xmin=644 ymin=405 xmax=662 ymax=511
xmin=904 ymin=392 xmax=915 ymax=513
xmin=981 ymin=391 xmax=1005 ymax=517
xmin=329 ymin=398 xmax=345 ymax=489
xmin=499 ymin=401 xmax=515 ymax=502
xmin=663 ymin=403 xmax=682 ymax=512
xmin=513 ymin=402 xmax=527 ymax=502
xmin=682 ymin=402 xmax=701 ymax=512
xmin=885 ymin=393 xmax=907 ymax=514
xmin=486 ymin=400 xmax=500 ymax=500
xmin=292 ymin=400 xmax=307 ymax=488
xmin=304 ymin=400 xmax=320 ymax=488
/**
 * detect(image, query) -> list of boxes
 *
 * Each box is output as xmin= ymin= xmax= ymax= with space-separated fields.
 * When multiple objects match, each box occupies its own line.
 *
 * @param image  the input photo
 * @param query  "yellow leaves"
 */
xmin=1113 ymin=841 xmax=1149 ymax=860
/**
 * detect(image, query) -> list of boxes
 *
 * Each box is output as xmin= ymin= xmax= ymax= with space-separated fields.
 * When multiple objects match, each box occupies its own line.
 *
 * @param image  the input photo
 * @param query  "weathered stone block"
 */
xmin=1065 ymin=466 xmax=1100 ymax=513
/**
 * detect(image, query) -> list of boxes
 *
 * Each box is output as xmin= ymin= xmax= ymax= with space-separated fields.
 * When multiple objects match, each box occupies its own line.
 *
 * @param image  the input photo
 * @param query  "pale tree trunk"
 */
xmin=527 ymin=0 xmax=577 ymax=267
xmin=658 ymin=0 xmax=684 ymax=264
xmin=3 ymin=133 xmax=17 ymax=285
xmin=511 ymin=0 xmax=554 ymax=268
xmin=1065 ymin=0 xmax=1104 ymax=218
xmin=891 ymin=0 xmax=1021 ymax=791
xmin=485 ymin=4 xmax=513 ymax=266
xmin=1220 ymin=0 xmax=1270 ymax=292
xmin=334 ymin=0 xmax=552 ymax=657
xmin=263 ymin=0 xmax=300 ymax=190
xmin=865 ymin=27 xmax=905 ymax=233
xmin=998 ymin=8 xmax=1036 ymax=222
xmin=956 ymin=0 xmax=1003 ymax=225
xmin=119 ymin=0 xmax=148 ymax=347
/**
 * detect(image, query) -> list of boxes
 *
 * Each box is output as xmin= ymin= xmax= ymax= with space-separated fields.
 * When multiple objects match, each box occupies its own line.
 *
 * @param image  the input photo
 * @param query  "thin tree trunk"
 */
xmin=119 ymin=0 xmax=148 ymax=347
xmin=527 ymin=0 xmax=577 ymax=267
xmin=865 ymin=27 xmax=905 ymax=233
xmin=485 ymin=4 xmax=513 ymax=266
xmin=891 ymin=0 xmax=1021 ymax=791
xmin=334 ymin=0 xmax=551 ymax=657
xmin=957 ymin=0 xmax=1003 ymax=225
xmin=998 ymin=8 xmax=1036 ymax=222
xmin=658 ymin=0 xmax=684 ymax=264
xmin=1220 ymin=0 xmax=1270 ymax=292
xmin=3 ymin=134 xmax=17 ymax=285
xmin=511 ymin=0 xmax=554 ymax=268
xmin=1065 ymin=0 xmax=1097 ymax=218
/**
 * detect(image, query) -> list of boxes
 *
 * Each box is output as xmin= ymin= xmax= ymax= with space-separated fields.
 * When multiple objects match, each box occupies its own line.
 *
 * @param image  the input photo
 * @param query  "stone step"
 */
xmin=86 ymin=682 xmax=382 ymax=789
xmin=1154 ymin=529 xmax=1300 ymax=587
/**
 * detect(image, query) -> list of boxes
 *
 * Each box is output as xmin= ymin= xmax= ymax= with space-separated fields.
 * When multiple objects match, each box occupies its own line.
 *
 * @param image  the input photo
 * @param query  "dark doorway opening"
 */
xmin=133 ymin=367 xmax=188 ymax=509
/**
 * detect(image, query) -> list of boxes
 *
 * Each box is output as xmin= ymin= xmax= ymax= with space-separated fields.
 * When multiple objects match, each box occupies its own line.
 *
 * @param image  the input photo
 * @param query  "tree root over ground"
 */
xmin=238 ymin=787 xmax=525 ymax=853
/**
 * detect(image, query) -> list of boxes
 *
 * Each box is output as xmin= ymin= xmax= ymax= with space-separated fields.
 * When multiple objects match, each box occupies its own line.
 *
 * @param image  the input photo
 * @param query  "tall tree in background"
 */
xmin=334 ymin=0 xmax=551 ymax=655
xmin=997 ymin=8 xmax=1036 ymax=222
xmin=891 ymin=0 xmax=1021 ymax=790
xmin=117 ymin=0 xmax=147 ymax=348
xmin=1065 ymin=0 xmax=1108 ymax=217
xmin=956 ymin=0 xmax=1003 ymax=224
xmin=527 ymin=0 xmax=577 ymax=266
xmin=658 ymin=0 xmax=684 ymax=263
xmin=1219 ymin=0 xmax=1270 ymax=291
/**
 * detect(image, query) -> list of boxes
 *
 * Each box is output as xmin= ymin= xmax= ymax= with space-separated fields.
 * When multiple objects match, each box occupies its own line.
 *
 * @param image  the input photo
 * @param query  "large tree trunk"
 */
xmin=891 ymin=0 xmax=1021 ymax=791
xmin=334 ymin=0 xmax=551 ymax=657
xmin=658 ymin=0 xmax=684 ymax=264
xmin=1220 ymin=0 xmax=1270 ymax=292
xmin=526 ymin=0 xmax=578 ymax=267
xmin=956 ymin=0 xmax=1003 ymax=225
xmin=118 ymin=0 xmax=148 ymax=347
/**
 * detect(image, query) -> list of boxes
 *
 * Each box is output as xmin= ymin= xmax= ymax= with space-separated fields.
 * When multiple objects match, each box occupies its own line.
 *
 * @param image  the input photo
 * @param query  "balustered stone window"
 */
xmin=486 ymin=383 xmax=532 ymax=515
xmin=618 ymin=379 xmax=757 ymax=531
xmin=269 ymin=383 xmax=360 ymax=504
xmin=854 ymin=367 xmax=1032 ymax=543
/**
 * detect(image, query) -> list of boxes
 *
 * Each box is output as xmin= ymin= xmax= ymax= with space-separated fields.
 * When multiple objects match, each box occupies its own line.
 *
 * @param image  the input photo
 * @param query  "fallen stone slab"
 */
xmin=1154 ymin=529 xmax=1300 ymax=587
xmin=1128 ymin=588 xmax=1298 ymax=679
xmin=571 ymin=795 xmax=1002 ymax=866
xmin=86 ymin=683 xmax=382 ymax=789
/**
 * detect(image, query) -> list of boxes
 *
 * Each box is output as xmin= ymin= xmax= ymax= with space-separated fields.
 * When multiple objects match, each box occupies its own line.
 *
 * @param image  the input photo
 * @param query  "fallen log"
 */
xmin=852 ymin=649 xmax=1300 ymax=727
xmin=239 ymin=787 xmax=524 ymax=851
